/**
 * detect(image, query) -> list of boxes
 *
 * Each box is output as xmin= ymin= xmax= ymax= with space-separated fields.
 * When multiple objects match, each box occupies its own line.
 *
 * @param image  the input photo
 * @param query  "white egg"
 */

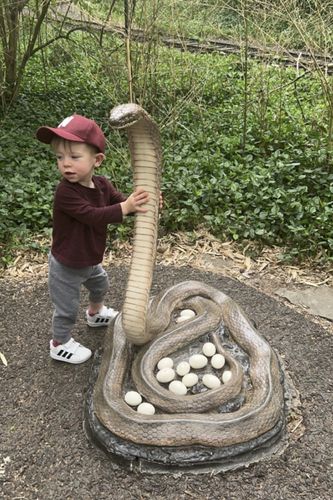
xmin=168 ymin=380 xmax=188 ymax=395
xmin=211 ymin=353 xmax=225 ymax=369
xmin=222 ymin=370 xmax=232 ymax=383
xmin=175 ymin=309 xmax=196 ymax=323
xmin=137 ymin=402 xmax=155 ymax=415
xmin=202 ymin=374 xmax=221 ymax=389
xmin=180 ymin=309 xmax=196 ymax=318
xmin=182 ymin=372 xmax=199 ymax=387
xmin=189 ymin=354 xmax=208 ymax=369
xmin=157 ymin=357 xmax=173 ymax=370
xmin=176 ymin=361 xmax=191 ymax=376
xmin=202 ymin=342 xmax=216 ymax=357
xmin=124 ymin=391 xmax=142 ymax=406
xmin=156 ymin=367 xmax=176 ymax=383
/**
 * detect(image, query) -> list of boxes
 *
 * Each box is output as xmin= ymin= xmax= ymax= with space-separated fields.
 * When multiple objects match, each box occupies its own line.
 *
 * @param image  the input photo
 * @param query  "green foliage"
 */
xmin=0 ymin=33 xmax=332 ymax=265
xmin=150 ymin=51 xmax=332 ymax=261
xmin=95 ymin=0 xmax=333 ymax=51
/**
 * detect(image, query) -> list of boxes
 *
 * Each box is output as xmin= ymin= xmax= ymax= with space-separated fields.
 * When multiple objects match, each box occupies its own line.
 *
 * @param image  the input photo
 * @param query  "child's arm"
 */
xmin=55 ymin=182 xmax=123 ymax=225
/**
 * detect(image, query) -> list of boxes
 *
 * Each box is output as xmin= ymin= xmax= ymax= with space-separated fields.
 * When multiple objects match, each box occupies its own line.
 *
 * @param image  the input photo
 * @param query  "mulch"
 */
xmin=0 ymin=264 xmax=332 ymax=500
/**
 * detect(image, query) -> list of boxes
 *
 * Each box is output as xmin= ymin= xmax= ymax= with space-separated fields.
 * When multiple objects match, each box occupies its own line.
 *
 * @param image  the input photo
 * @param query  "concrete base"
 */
xmin=85 ymin=349 xmax=295 ymax=475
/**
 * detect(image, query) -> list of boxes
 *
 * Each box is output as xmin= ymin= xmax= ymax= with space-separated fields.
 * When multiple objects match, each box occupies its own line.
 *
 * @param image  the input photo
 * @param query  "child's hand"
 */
xmin=121 ymin=187 xmax=149 ymax=216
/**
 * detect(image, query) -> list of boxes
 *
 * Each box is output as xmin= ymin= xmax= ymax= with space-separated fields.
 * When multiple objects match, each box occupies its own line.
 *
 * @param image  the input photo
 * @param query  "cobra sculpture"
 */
xmin=91 ymin=103 xmax=286 ymax=466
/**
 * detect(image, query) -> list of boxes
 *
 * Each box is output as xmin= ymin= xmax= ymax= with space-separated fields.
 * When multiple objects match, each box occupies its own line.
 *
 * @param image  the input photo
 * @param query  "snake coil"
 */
xmin=93 ymin=104 xmax=285 ymax=450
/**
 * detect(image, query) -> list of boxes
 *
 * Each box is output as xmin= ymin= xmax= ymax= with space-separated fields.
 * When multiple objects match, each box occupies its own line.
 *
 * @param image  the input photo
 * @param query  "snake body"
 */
xmin=93 ymin=104 xmax=285 ymax=449
xmin=109 ymin=104 xmax=161 ymax=345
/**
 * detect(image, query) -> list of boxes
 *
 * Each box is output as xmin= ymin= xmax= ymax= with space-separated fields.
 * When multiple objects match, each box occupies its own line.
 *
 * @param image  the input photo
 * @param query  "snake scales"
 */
xmin=93 ymin=103 xmax=285 ymax=448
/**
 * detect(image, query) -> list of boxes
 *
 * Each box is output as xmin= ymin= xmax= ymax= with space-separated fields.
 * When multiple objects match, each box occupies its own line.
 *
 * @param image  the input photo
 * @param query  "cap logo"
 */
xmin=58 ymin=116 xmax=74 ymax=128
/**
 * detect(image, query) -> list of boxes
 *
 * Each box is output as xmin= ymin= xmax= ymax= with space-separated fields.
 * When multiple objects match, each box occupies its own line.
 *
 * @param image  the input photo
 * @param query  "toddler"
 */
xmin=36 ymin=114 xmax=149 ymax=364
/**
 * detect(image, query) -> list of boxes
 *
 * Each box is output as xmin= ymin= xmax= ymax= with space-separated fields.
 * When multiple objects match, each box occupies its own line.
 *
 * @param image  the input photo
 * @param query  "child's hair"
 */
xmin=51 ymin=136 xmax=100 ymax=155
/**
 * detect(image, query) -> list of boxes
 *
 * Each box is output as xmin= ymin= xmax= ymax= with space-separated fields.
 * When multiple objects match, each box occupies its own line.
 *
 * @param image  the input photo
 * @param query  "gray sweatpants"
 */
xmin=48 ymin=254 xmax=109 ymax=343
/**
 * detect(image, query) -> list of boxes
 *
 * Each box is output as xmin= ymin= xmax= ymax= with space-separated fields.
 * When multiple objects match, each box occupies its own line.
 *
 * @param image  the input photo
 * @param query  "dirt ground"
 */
xmin=0 ymin=262 xmax=332 ymax=500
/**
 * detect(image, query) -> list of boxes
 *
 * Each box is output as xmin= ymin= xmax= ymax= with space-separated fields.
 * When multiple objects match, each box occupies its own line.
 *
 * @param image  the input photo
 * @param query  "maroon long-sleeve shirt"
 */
xmin=51 ymin=176 xmax=126 ymax=268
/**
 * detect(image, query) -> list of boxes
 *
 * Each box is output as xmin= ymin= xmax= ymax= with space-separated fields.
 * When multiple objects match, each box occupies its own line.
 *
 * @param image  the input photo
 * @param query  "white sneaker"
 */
xmin=86 ymin=305 xmax=118 ymax=327
xmin=50 ymin=338 xmax=92 ymax=364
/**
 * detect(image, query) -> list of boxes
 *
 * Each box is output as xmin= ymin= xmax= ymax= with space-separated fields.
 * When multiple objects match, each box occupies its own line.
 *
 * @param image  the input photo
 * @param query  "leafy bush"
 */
xmin=0 ymin=36 xmax=332 ymax=265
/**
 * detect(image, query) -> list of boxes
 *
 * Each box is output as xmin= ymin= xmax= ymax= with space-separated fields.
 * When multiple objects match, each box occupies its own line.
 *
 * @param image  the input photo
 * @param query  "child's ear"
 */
xmin=95 ymin=152 xmax=105 ymax=167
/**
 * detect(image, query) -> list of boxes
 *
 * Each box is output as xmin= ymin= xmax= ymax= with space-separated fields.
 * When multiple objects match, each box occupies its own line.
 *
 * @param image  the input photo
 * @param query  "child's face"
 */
xmin=52 ymin=139 xmax=104 ymax=187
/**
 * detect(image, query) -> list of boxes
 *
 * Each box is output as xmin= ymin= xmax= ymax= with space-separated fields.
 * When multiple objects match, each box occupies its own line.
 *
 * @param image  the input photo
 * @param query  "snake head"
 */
xmin=109 ymin=103 xmax=146 ymax=130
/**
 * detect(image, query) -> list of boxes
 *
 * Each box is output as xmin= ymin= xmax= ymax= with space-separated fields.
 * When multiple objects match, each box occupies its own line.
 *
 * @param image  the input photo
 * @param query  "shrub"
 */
xmin=0 ymin=37 xmax=332 ymax=264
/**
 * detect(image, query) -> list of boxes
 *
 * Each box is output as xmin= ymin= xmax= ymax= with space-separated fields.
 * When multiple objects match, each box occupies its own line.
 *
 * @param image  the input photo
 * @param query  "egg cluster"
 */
xmin=155 ymin=342 xmax=232 ymax=395
xmin=124 ymin=342 xmax=232 ymax=413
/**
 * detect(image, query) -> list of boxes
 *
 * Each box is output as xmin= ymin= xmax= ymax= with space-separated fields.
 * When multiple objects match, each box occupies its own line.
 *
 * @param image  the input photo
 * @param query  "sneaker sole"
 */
xmin=50 ymin=352 xmax=92 ymax=364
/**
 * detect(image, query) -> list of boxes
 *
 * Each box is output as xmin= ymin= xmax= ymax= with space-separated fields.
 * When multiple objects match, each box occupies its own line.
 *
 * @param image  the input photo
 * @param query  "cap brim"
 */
xmin=36 ymin=126 xmax=85 ymax=145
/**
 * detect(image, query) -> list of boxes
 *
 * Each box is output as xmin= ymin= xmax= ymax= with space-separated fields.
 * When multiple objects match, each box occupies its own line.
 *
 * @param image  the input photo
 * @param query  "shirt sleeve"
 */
xmin=54 ymin=180 xmax=125 ymax=226
xmin=107 ymin=182 xmax=127 ymax=206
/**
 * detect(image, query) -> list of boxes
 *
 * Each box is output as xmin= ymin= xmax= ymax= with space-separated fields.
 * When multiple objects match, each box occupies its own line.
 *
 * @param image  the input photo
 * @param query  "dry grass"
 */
xmin=2 ymin=229 xmax=332 ymax=293
xmin=1 ymin=229 xmax=332 ymax=342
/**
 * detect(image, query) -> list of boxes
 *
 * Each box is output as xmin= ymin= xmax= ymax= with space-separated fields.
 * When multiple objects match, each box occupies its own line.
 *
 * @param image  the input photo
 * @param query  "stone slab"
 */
xmin=276 ymin=285 xmax=333 ymax=321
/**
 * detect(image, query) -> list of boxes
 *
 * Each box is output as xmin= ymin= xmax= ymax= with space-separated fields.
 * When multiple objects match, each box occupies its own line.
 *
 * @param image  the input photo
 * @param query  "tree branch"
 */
xmin=30 ymin=25 xmax=96 ymax=56
xmin=99 ymin=0 xmax=117 ymax=46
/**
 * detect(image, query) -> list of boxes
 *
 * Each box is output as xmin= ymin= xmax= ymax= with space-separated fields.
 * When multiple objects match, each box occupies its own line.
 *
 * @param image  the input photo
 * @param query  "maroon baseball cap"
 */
xmin=36 ymin=114 xmax=106 ymax=153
